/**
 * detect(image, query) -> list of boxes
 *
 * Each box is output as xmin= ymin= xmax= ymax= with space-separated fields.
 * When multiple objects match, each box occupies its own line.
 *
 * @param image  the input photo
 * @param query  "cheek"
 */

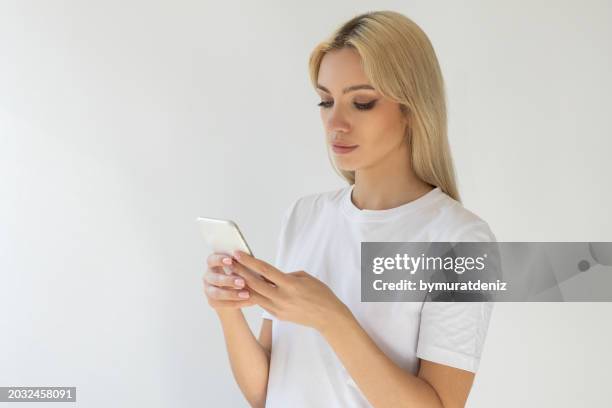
xmin=360 ymin=111 xmax=405 ymax=148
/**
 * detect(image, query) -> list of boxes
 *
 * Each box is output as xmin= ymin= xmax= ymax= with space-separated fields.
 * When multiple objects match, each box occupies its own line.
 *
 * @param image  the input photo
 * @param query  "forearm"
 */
xmin=320 ymin=309 xmax=443 ymax=408
xmin=216 ymin=309 xmax=270 ymax=408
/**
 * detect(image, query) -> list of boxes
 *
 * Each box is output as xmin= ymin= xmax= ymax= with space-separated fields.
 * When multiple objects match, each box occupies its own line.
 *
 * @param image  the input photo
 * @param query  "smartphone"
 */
xmin=197 ymin=217 xmax=275 ymax=285
xmin=197 ymin=216 xmax=254 ymax=258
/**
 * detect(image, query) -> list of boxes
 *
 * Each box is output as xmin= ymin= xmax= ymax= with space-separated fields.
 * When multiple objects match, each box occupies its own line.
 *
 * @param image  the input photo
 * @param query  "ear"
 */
xmin=399 ymin=104 xmax=411 ymax=126
xmin=400 ymin=106 xmax=411 ymax=141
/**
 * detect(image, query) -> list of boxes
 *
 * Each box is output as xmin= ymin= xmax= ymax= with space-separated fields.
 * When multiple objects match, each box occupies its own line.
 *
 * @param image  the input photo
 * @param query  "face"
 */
xmin=315 ymin=47 xmax=409 ymax=172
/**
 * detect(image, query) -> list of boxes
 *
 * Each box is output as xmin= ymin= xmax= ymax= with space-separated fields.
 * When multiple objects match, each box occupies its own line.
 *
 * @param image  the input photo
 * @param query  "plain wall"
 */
xmin=1 ymin=1 xmax=610 ymax=406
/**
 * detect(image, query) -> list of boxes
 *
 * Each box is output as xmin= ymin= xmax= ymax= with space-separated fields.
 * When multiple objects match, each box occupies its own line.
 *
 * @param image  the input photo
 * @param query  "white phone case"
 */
xmin=196 ymin=217 xmax=253 ymax=257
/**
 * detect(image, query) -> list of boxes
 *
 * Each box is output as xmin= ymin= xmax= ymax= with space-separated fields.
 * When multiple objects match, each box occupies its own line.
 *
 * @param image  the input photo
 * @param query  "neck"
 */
xmin=351 ymin=143 xmax=434 ymax=211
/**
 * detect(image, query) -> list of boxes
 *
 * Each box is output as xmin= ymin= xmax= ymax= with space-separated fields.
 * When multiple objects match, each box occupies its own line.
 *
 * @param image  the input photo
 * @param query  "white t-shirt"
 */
xmin=261 ymin=184 xmax=496 ymax=407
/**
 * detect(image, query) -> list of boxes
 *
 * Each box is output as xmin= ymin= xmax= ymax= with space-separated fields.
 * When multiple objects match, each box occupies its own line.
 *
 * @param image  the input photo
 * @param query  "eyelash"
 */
xmin=317 ymin=100 xmax=378 ymax=111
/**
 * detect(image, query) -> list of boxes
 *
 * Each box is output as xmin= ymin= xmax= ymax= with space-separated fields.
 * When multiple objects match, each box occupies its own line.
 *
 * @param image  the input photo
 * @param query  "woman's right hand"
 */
xmin=202 ymin=252 xmax=254 ymax=311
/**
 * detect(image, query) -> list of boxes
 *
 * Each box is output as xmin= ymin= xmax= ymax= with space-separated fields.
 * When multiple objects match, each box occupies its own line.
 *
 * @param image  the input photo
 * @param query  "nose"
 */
xmin=325 ymin=105 xmax=351 ymax=134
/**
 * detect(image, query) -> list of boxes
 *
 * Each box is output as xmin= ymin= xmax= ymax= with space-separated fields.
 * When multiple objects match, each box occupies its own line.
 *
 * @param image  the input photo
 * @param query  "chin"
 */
xmin=334 ymin=160 xmax=360 ymax=172
xmin=330 ymin=149 xmax=365 ymax=172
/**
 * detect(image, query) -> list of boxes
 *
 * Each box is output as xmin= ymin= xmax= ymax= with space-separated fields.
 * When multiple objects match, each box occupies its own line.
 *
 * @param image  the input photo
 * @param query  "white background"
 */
xmin=1 ymin=1 xmax=611 ymax=407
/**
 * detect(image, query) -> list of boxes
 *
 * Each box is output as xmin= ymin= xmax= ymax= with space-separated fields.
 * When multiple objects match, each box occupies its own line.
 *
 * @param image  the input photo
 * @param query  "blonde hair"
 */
xmin=308 ymin=10 xmax=461 ymax=202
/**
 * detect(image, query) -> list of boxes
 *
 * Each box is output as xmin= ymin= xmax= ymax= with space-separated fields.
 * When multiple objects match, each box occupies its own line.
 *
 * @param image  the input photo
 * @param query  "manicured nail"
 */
xmin=238 ymin=291 xmax=249 ymax=298
xmin=234 ymin=278 xmax=244 ymax=287
xmin=222 ymin=257 xmax=232 ymax=265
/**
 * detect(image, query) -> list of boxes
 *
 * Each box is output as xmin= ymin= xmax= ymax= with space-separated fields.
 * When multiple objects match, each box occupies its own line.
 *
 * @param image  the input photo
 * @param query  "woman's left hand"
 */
xmin=227 ymin=250 xmax=351 ymax=333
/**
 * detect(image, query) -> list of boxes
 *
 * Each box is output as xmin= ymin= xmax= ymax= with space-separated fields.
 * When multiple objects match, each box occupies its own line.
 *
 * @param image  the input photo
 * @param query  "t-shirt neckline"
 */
xmin=340 ymin=184 xmax=444 ymax=222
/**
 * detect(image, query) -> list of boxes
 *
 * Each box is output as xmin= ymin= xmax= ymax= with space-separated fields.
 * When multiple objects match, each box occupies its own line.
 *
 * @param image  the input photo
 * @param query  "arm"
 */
xmin=216 ymin=309 xmax=272 ymax=408
xmin=320 ymin=307 xmax=474 ymax=408
xmin=204 ymin=253 xmax=272 ymax=408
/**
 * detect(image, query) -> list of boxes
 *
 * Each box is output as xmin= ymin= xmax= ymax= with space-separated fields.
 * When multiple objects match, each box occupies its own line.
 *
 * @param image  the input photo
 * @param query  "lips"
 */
xmin=332 ymin=144 xmax=358 ymax=154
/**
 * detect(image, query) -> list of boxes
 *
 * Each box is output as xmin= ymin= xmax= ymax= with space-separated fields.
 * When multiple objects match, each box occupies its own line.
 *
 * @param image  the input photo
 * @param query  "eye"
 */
xmin=354 ymin=100 xmax=377 ymax=110
xmin=317 ymin=100 xmax=378 ymax=110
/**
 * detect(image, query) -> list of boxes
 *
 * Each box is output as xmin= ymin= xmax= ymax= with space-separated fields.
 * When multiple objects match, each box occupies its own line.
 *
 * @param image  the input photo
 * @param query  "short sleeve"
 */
xmin=261 ymin=200 xmax=296 ymax=322
xmin=416 ymin=220 xmax=496 ymax=372
xmin=415 ymin=301 xmax=493 ymax=372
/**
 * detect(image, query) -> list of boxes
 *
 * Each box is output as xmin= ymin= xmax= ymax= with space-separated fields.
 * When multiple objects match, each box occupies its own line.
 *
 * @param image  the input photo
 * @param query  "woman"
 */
xmin=203 ymin=10 xmax=495 ymax=408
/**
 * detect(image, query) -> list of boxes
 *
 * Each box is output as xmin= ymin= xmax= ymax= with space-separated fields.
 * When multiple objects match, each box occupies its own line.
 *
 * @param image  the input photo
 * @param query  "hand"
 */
xmin=228 ymin=250 xmax=352 ymax=333
xmin=202 ymin=252 xmax=256 ymax=311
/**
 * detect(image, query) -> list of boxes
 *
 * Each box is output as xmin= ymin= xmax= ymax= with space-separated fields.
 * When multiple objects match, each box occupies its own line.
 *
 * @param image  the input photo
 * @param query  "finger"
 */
xmin=203 ymin=269 xmax=246 ymax=289
xmin=209 ymin=298 xmax=256 ymax=309
xmin=230 ymin=262 xmax=278 ymax=298
xmin=207 ymin=252 xmax=236 ymax=275
xmin=233 ymin=250 xmax=287 ymax=286
xmin=204 ymin=281 xmax=251 ymax=301
xmin=247 ymin=290 xmax=278 ymax=315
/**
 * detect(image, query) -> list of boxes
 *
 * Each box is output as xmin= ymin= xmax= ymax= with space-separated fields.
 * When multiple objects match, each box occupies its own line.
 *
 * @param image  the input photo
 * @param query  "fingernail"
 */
xmin=234 ymin=278 xmax=244 ymax=287
xmin=238 ymin=291 xmax=249 ymax=298
xmin=233 ymin=250 xmax=242 ymax=260
xmin=222 ymin=257 xmax=232 ymax=265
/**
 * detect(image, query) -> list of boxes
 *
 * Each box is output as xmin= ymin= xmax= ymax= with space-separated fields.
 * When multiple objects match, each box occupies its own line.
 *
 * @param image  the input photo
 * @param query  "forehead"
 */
xmin=317 ymin=48 xmax=370 ymax=89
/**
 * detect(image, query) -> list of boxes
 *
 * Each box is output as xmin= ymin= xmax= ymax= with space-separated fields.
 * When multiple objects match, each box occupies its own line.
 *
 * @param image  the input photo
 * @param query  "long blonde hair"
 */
xmin=308 ymin=10 xmax=461 ymax=202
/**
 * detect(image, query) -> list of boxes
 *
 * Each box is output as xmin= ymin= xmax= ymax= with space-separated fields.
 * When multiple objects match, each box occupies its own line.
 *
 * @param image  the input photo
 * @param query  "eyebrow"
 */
xmin=316 ymin=83 xmax=376 ymax=94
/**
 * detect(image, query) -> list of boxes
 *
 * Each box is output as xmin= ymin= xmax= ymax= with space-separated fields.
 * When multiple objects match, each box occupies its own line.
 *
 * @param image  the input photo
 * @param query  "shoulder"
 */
xmin=285 ymin=186 xmax=347 ymax=221
xmin=433 ymin=192 xmax=497 ymax=242
xmin=277 ymin=187 xmax=346 ymax=239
